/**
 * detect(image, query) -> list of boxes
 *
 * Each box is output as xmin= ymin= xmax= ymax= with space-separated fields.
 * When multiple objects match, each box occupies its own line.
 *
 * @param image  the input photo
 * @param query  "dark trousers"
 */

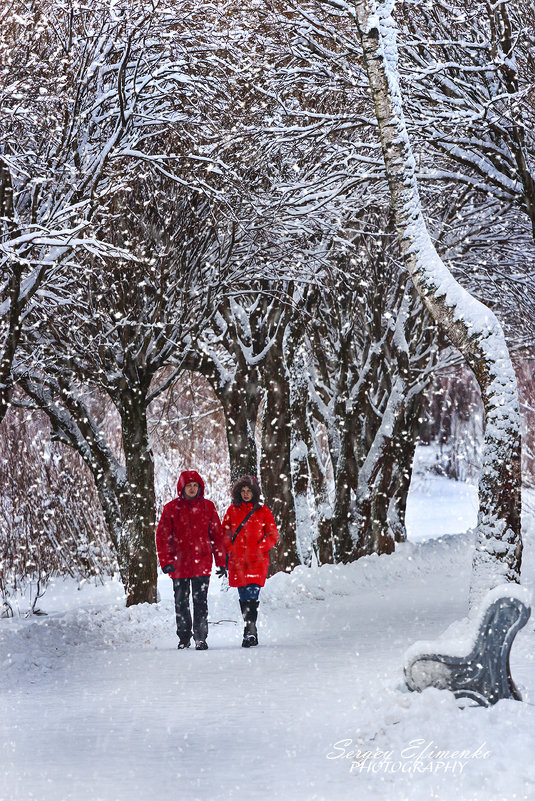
xmin=237 ymin=583 xmax=261 ymax=602
xmin=172 ymin=576 xmax=210 ymax=643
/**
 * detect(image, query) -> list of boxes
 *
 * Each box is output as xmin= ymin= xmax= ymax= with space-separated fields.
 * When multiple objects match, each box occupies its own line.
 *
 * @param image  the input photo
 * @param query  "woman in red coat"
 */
xmin=156 ymin=470 xmax=226 ymax=650
xmin=222 ymin=475 xmax=278 ymax=647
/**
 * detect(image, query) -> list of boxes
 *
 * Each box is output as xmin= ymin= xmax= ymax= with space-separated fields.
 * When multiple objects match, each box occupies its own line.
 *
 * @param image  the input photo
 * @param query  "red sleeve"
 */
xmin=208 ymin=503 xmax=226 ymax=567
xmin=222 ymin=506 xmax=233 ymax=553
xmin=155 ymin=504 xmax=174 ymax=568
xmin=258 ymin=506 xmax=279 ymax=552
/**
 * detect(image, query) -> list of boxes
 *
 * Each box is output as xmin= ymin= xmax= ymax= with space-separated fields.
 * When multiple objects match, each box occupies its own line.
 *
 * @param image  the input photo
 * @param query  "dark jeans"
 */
xmin=172 ymin=576 xmax=210 ymax=643
xmin=238 ymin=583 xmax=261 ymax=602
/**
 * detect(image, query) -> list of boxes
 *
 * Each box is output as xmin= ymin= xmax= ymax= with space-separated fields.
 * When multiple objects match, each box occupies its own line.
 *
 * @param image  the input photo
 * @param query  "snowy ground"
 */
xmin=2 ymin=478 xmax=534 ymax=801
xmin=405 ymin=472 xmax=478 ymax=542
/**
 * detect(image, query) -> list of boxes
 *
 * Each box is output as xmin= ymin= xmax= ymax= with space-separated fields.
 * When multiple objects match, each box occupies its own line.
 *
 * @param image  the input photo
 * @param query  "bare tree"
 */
xmin=0 ymin=0 xmax=162 ymax=422
xmin=17 ymin=179 xmax=230 ymax=605
xmin=3 ymin=0 xmax=259 ymax=604
xmin=397 ymin=0 xmax=535 ymax=239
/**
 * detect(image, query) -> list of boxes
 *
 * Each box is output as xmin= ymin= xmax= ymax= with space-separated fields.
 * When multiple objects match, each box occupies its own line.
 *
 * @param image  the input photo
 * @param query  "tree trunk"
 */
xmin=0 ymin=161 xmax=22 ymax=425
xmin=358 ymin=367 xmax=429 ymax=552
xmin=322 ymin=334 xmax=357 ymax=563
xmin=354 ymin=0 xmax=522 ymax=602
xmin=369 ymin=464 xmax=397 ymax=556
xmin=219 ymin=381 xmax=259 ymax=483
xmin=288 ymin=338 xmax=314 ymax=563
xmin=354 ymin=373 xmax=406 ymax=557
xmin=194 ymin=352 xmax=259 ymax=484
xmin=330 ymin=417 xmax=358 ymax=563
xmin=366 ymin=402 xmax=420 ymax=553
xmin=260 ymin=343 xmax=300 ymax=574
xmin=386 ymin=416 xmax=418 ymax=545
xmin=119 ymin=389 xmax=158 ymax=606
xmin=303 ymin=412 xmax=334 ymax=564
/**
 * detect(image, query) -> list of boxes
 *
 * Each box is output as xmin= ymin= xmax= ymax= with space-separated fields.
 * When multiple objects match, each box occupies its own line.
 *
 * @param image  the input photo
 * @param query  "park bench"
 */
xmin=404 ymin=591 xmax=531 ymax=707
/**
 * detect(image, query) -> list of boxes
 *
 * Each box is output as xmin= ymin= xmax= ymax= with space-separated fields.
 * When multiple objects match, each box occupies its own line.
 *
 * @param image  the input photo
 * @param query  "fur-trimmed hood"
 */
xmin=231 ymin=475 xmax=261 ymax=506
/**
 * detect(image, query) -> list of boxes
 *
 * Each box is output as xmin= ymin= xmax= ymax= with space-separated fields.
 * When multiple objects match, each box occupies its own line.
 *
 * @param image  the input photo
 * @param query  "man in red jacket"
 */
xmin=156 ymin=470 xmax=226 ymax=650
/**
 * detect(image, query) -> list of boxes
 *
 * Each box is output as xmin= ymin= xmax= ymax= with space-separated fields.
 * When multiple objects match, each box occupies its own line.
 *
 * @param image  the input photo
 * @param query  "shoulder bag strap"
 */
xmin=231 ymin=506 xmax=259 ymax=545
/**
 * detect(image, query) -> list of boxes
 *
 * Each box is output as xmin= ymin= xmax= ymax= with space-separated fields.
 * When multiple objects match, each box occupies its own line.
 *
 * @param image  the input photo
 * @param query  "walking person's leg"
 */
xmin=191 ymin=576 xmax=210 ymax=649
xmin=238 ymin=584 xmax=261 ymax=647
xmin=173 ymin=578 xmax=193 ymax=648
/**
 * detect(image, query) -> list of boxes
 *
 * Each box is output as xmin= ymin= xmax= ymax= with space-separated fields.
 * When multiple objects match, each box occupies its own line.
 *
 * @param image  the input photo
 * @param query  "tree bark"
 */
xmin=323 ymin=335 xmax=358 ymax=563
xmin=330 ymin=415 xmax=358 ymax=563
xmin=119 ymin=388 xmax=158 ymax=606
xmin=288 ymin=335 xmax=314 ymax=563
xmin=365 ymin=393 xmax=422 ymax=553
xmin=260 ymin=342 xmax=300 ymax=574
xmin=219 ymin=380 xmax=259 ymax=483
xmin=191 ymin=351 xmax=259 ymax=485
xmin=386 ymin=395 xmax=421 ymax=544
xmin=304 ymin=411 xmax=334 ymax=564
xmin=354 ymin=0 xmax=522 ymax=602
xmin=354 ymin=373 xmax=406 ymax=557
xmin=0 ymin=160 xmax=22 ymax=425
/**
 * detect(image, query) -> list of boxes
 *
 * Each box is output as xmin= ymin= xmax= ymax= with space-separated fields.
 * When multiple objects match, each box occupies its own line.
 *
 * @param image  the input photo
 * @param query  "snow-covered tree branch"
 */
xmin=352 ymin=0 xmax=522 ymax=602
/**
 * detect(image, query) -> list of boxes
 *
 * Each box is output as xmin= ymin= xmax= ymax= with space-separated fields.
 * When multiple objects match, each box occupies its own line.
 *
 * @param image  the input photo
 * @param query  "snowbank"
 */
xmin=262 ymin=531 xmax=473 ymax=605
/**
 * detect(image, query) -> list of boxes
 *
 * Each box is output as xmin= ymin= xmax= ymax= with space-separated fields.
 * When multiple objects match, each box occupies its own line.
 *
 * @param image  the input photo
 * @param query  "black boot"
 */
xmin=240 ymin=600 xmax=259 ymax=648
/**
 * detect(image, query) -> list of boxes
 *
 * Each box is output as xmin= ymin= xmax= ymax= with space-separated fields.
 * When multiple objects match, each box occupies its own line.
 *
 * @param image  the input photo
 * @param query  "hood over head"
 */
xmin=177 ymin=470 xmax=205 ymax=499
xmin=231 ymin=475 xmax=261 ymax=506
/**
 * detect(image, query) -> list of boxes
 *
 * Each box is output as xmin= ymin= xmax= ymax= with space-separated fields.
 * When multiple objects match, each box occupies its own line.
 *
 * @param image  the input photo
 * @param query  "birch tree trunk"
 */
xmin=353 ymin=0 xmax=522 ymax=603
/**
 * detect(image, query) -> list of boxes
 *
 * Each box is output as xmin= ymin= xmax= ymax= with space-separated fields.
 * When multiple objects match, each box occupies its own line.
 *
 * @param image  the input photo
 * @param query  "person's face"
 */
xmin=184 ymin=481 xmax=200 ymax=498
xmin=241 ymin=486 xmax=253 ymax=502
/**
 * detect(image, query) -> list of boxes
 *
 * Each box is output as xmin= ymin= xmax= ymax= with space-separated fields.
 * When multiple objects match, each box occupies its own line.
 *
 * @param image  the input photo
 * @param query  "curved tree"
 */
xmin=353 ymin=0 xmax=522 ymax=602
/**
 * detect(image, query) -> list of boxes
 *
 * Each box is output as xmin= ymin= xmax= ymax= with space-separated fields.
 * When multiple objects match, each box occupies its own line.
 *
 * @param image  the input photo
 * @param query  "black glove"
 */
xmin=162 ymin=564 xmax=174 ymax=575
xmin=215 ymin=566 xmax=227 ymax=578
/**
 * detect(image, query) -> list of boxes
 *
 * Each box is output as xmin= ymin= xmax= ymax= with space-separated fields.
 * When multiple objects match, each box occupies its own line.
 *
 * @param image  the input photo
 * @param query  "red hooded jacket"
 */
xmin=222 ymin=502 xmax=279 ymax=587
xmin=156 ymin=471 xmax=226 ymax=579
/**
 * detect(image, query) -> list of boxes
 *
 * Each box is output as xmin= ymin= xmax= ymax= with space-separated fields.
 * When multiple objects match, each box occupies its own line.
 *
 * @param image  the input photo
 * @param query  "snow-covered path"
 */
xmin=3 ymin=524 xmax=534 ymax=801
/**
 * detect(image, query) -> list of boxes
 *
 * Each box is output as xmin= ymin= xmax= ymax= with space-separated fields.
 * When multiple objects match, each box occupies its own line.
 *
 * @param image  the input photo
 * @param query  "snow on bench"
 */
xmin=404 ymin=585 xmax=531 ymax=707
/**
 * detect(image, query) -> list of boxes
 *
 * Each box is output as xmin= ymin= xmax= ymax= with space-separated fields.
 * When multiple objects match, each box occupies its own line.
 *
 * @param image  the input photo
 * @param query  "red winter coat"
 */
xmin=156 ymin=471 xmax=226 ymax=579
xmin=222 ymin=502 xmax=279 ymax=587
